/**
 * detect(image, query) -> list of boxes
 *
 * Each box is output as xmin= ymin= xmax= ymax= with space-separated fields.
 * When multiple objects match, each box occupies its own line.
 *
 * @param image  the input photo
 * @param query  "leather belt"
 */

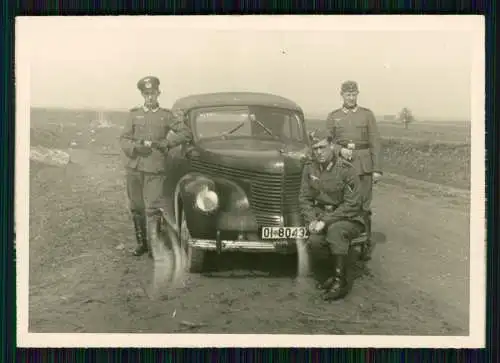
xmin=337 ymin=142 xmax=370 ymax=150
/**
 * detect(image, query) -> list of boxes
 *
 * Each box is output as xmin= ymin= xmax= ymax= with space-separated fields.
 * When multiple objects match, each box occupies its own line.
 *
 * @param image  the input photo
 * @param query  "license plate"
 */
xmin=261 ymin=226 xmax=309 ymax=240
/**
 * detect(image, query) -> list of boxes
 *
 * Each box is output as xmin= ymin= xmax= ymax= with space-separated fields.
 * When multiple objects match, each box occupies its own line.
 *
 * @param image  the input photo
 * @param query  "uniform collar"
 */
xmin=143 ymin=105 xmax=160 ymax=113
xmin=317 ymin=160 xmax=334 ymax=172
xmin=342 ymin=106 xmax=358 ymax=113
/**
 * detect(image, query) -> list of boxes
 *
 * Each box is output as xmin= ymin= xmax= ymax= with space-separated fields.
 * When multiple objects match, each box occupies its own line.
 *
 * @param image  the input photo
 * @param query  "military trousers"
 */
xmin=125 ymin=167 xmax=168 ymax=217
xmin=308 ymin=220 xmax=365 ymax=257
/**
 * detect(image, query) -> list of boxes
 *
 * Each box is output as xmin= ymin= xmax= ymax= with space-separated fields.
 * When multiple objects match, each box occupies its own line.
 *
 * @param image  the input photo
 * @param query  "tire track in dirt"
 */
xmin=29 ymin=150 xmax=469 ymax=335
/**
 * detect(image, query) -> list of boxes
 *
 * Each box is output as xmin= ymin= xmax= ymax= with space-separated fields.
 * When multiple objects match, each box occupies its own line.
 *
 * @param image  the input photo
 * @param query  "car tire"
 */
xmin=180 ymin=209 xmax=206 ymax=273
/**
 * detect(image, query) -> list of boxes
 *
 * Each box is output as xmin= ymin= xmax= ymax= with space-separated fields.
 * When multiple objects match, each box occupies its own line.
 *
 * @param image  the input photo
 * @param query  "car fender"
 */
xmin=174 ymin=172 xmax=215 ymax=225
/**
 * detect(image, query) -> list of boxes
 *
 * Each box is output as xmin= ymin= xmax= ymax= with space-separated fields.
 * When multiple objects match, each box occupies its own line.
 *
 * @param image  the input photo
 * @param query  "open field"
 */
xmin=26 ymin=108 xmax=471 ymax=335
xmin=31 ymin=108 xmax=472 ymax=189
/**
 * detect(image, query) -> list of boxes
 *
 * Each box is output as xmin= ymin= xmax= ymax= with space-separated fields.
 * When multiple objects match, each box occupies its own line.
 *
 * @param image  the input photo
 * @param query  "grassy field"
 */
xmin=30 ymin=108 xmax=472 ymax=190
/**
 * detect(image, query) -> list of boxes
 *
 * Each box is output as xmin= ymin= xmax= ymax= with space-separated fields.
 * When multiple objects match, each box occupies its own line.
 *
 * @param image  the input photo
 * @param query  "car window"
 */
xmin=280 ymin=113 xmax=303 ymax=141
xmin=192 ymin=106 xmax=305 ymax=142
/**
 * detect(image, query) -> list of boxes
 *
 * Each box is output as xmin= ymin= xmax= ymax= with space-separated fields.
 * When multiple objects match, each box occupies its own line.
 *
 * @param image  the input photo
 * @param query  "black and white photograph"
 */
xmin=16 ymin=15 xmax=485 ymax=348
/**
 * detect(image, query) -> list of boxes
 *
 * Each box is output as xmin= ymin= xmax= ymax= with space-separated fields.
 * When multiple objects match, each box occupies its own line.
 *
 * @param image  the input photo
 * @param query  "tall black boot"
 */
xmin=322 ymin=254 xmax=351 ymax=301
xmin=132 ymin=213 xmax=148 ymax=256
xmin=360 ymin=212 xmax=373 ymax=261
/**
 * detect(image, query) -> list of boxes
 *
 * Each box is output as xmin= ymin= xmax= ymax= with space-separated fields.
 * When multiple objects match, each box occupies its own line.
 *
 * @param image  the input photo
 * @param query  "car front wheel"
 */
xmin=180 ymin=209 xmax=207 ymax=273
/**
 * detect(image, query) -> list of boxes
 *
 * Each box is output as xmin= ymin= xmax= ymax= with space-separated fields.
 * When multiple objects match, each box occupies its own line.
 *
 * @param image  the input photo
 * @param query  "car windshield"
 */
xmin=191 ymin=106 xmax=306 ymax=143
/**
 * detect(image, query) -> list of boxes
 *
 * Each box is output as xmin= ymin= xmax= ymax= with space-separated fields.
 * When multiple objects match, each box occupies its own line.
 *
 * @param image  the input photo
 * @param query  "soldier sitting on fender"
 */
xmin=299 ymin=129 xmax=365 ymax=301
xmin=119 ymin=76 xmax=193 ymax=258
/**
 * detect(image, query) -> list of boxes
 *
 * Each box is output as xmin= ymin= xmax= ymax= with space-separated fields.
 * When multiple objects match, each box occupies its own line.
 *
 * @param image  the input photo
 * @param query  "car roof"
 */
xmin=172 ymin=92 xmax=303 ymax=113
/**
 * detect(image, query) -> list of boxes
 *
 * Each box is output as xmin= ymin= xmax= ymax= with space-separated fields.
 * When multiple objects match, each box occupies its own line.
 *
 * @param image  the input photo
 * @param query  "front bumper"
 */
xmin=188 ymin=238 xmax=297 ymax=254
xmin=187 ymin=233 xmax=368 ymax=254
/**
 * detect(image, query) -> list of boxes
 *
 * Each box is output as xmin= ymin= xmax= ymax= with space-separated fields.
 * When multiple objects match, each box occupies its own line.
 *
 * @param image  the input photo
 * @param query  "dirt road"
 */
xmin=28 ymin=149 xmax=469 ymax=335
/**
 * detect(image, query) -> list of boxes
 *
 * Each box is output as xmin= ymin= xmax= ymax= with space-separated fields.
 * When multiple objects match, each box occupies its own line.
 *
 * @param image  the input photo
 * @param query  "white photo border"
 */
xmin=15 ymin=14 xmax=486 ymax=348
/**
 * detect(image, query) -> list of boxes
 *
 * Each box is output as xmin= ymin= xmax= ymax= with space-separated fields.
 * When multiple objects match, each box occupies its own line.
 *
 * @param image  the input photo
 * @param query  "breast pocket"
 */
xmin=133 ymin=118 xmax=146 ymax=136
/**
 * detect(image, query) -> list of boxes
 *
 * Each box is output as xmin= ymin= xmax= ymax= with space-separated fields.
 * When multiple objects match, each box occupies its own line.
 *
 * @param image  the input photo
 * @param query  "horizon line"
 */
xmin=29 ymin=106 xmax=471 ymax=123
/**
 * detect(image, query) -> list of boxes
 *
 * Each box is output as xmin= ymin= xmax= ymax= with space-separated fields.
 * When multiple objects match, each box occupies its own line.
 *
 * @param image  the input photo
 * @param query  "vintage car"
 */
xmin=162 ymin=92 xmax=367 ymax=273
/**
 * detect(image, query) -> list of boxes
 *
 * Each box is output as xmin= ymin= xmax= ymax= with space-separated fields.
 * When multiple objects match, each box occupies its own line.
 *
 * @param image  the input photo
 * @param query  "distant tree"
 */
xmin=399 ymin=107 xmax=414 ymax=129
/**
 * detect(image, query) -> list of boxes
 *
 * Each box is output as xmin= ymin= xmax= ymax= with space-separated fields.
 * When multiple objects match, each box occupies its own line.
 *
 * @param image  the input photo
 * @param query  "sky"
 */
xmin=18 ymin=16 xmax=483 ymax=120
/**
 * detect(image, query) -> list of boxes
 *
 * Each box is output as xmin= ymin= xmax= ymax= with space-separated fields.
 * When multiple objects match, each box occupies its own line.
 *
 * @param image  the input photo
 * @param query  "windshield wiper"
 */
xmin=252 ymin=118 xmax=275 ymax=137
xmin=220 ymin=114 xmax=276 ymax=138
xmin=223 ymin=120 xmax=246 ymax=136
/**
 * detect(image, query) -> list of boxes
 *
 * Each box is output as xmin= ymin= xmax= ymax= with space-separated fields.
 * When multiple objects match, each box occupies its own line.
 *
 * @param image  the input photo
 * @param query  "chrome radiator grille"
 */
xmin=190 ymin=159 xmax=302 ymax=227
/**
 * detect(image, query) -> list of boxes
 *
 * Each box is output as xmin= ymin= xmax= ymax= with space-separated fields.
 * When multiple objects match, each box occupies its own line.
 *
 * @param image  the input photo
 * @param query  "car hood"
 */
xmin=193 ymin=138 xmax=309 ymax=174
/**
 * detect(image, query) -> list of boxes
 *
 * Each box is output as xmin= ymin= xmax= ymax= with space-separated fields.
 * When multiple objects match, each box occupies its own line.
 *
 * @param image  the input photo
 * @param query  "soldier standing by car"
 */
xmin=119 ymin=76 xmax=193 ymax=258
xmin=325 ymin=80 xmax=382 ymax=261
xmin=299 ymin=129 xmax=366 ymax=301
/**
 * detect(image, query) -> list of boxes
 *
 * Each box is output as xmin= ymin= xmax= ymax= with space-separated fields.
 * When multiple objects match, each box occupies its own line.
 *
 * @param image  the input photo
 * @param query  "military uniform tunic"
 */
xmin=299 ymin=156 xmax=365 ymax=255
xmin=119 ymin=105 xmax=192 ymax=215
xmin=325 ymin=106 xmax=382 ymax=213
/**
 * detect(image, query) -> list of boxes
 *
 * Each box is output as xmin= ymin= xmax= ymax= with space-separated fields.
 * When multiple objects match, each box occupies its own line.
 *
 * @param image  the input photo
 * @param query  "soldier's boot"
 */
xmin=322 ymin=254 xmax=352 ymax=301
xmin=307 ymin=241 xmax=332 ymax=290
xmin=359 ymin=212 xmax=373 ymax=261
xmin=132 ymin=213 xmax=148 ymax=257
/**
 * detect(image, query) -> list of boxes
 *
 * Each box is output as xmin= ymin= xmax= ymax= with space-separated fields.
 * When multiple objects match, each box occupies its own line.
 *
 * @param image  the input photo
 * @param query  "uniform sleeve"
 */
xmin=157 ymin=110 xmax=193 ymax=151
xmin=298 ymin=165 xmax=318 ymax=224
xmin=322 ymin=167 xmax=363 ymax=224
xmin=119 ymin=112 xmax=137 ymax=159
xmin=366 ymin=109 xmax=382 ymax=173
xmin=326 ymin=112 xmax=343 ymax=156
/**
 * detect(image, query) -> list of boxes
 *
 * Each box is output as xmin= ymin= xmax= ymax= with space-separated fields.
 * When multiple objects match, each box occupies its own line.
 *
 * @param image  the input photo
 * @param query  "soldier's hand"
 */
xmin=315 ymin=220 xmax=325 ymax=232
xmin=309 ymin=220 xmax=325 ymax=234
xmin=143 ymin=140 xmax=153 ymax=147
xmin=340 ymin=148 xmax=353 ymax=160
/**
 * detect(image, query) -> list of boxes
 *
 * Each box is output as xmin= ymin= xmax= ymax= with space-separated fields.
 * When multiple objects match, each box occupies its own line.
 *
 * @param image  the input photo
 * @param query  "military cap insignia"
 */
xmin=137 ymin=76 xmax=160 ymax=91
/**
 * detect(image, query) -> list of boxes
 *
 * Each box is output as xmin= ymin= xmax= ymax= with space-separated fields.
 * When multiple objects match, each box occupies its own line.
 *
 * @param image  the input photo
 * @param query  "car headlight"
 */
xmin=195 ymin=187 xmax=219 ymax=213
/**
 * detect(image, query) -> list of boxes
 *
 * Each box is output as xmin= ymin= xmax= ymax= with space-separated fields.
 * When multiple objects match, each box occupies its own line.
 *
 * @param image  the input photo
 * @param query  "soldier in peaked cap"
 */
xmin=325 ymin=80 xmax=382 ymax=262
xmin=299 ymin=129 xmax=366 ymax=301
xmin=120 ymin=76 xmax=193 ymax=258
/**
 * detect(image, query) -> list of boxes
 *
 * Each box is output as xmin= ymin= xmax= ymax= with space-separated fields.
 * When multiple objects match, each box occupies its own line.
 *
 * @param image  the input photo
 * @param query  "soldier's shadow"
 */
xmin=202 ymin=252 xmax=298 ymax=279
